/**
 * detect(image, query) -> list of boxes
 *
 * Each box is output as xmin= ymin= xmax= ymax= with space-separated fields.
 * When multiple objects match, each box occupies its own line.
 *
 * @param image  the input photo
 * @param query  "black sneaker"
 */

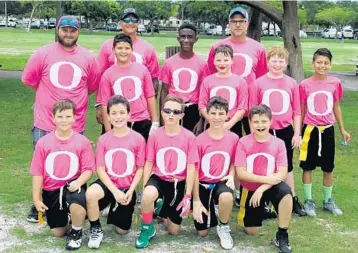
xmin=275 ymin=231 xmax=292 ymax=253
xmin=66 ymin=229 xmax=82 ymax=251
xmin=234 ymin=196 xmax=240 ymax=208
xmin=26 ymin=205 xmax=39 ymax=223
xmin=293 ymin=196 xmax=307 ymax=216
xmin=263 ymin=203 xmax=277 ymax=220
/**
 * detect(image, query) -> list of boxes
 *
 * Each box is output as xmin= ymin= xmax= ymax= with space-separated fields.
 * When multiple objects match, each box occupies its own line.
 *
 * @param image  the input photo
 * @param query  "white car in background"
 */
xmin=0 ymin=18 xmax=17 ymax=27
xmin=137 ymin=24 xmax=145 ymax=34
xmin=299 ymin=30 xmax=307 ymax=38
xmin=337 ymin=28 xmax=353 ymax=39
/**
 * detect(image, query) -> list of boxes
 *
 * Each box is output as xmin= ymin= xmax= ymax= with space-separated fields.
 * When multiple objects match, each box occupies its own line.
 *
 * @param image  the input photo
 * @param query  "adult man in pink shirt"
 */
xmin=235 ymin=104 xmax=293 ymax=253
xmin=30 ymin=100 xmax=95 ymax=251
xmin=97 ymin=34 xmax=159 ymax=141
xmin=86 ymin=95 xmax=146 ymax=249
xmin=22 ymin=15 xmax=100 ymax=223
xmin=193 ymin=96 xmax=238 ymax=250
xmin=207 ymin=7 xmax=267 ymax=137
xmin=256 ymin=46 xmax=306 ymax=216
xmin=160 ymin=23 xmax=208 ymax=133
xmin=135 ymin=95 xmax=198 ymax=249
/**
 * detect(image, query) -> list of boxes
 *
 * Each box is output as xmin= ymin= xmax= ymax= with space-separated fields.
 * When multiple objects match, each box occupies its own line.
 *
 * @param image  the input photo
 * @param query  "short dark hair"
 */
xmin=214 ymin=44 xmax=233 ymax=59
xmin=107 ymin=95 xmax=130 ymax=114
xmin=53 ymin=99 xmax=76 ymax=116
xmin=207 ymin=96 xmax=229 ymax=113
xmin=249 ymin=104 xmax=272 ymax=121
xmin=113 ymin=33 xmax=132 ymax=48
xmin=179 ymin=23 xmax=197 ymax=35
xmin=163 ymin=95 xmax=185 ymax=111
xmin=313 ymin=48 xmax=332 ymax=62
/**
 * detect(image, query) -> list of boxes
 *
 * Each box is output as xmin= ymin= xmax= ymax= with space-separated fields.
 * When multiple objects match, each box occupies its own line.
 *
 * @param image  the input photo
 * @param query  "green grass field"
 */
xmin=0 ymin=28 xmax=358 ymax=252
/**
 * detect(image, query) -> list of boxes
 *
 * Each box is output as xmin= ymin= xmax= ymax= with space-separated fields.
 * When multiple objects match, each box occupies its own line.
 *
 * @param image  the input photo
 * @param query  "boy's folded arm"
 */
xmin=236 ymin=166 xmax=269 ymax=184
xmin=75 ymin=170 xmax=93 ymax=186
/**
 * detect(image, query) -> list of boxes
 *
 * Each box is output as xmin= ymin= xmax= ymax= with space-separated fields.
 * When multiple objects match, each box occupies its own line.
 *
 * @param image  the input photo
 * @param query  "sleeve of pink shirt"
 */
xmin=143 ymin=68 xmax=155 ymax=99
xmin=299 ymin=83 xmax=306 ymax=105
xmin=146 ymin=134 xmax=156 ymax=162
xmin=199 ymin=63 xmax=210 ymax=84
xmin=276 ymin=140 xmax=288 ymax=168
xmin=292 ymin=82 xmax=301 ymax=116
xmin=80 ymin=140 xmax=96 ymax=173
xmin=21 ymin=49 xmax=43 ymax=89
xmin=147 ymin=48 xmax=160 ymax=78
xmin=234 ymin=141 xmax=247 ymax=167
xmin=334 ymin=81 xmax=344 ymax=102
xmin=95 ymin=137 xmax=105 ymax=168
xmin=159 ymin=60 xmax=171 ymax=84
xmin=237 ymin=78 xmax=249 ymax=112
xmin=207 ymin=46 xmax=216 ymax=74
xmin=97 ymin=41 xmax=111 ymax=74
xmin=231 ymin=135 xmax=240 ymax=164
xmin=87 ymin=57 xmax=101 ymax=94
xmin=136 ymin=135 xmax=146 ymax=167
xmin=198 ymin=78 xmax=209 ymax=110
xmin=255 ymin=47 xmax=267 ymax=78
xmin=187 ymin=135 xmax=199 ymax=167
xmin=29 ymin=140 xmax=45 ymax=176
xmin=96 ymin=73 xmax=112 ymax=105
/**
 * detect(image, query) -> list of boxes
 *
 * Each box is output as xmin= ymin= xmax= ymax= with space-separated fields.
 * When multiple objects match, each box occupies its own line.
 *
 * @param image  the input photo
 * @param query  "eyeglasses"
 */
xmin=122 ymin=18 xmax=138 ymax=24
xmin=59 ymin=19 xmax=79 ymax=28
xmin=162 ymin=108 xmax=183 ymax=115
xmin=229 ymin=19 xmax=247 ymax=26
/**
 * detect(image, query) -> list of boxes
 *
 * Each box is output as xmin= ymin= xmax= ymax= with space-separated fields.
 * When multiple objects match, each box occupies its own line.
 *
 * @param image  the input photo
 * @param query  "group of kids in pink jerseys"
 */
xmin=21 ymin=6 xmax=351 ymax=253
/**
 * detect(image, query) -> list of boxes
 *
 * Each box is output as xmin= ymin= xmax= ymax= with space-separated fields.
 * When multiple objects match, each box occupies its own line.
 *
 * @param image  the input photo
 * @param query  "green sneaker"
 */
xmin=154 ymin=198 xmax=164 ymax=216
xmin=135 ymin=221 xmax=156 ymax=249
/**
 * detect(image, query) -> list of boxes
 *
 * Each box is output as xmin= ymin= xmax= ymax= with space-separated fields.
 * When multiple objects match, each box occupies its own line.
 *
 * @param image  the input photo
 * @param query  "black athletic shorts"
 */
xmin=194 ymin=181 xmax=233 ymax=231
xmin=182 ymin=103 xmax=200 ymax=132
xmin=145 ymin=174 xmax=185 ymax=225
xmin=238 ymin=182 xmax=292 ymax=228
xmin=101 ymin=119 xmax=152 ymax=142
xmin=270 ymin=125 xmax=294 ymax=172
xmin=299 ymin=124 xmax=335 ymax=173
xmin=92 ymin=179 xmax=136 ymax=231
xmin=42 ymin=183 xmax=87 ymax=229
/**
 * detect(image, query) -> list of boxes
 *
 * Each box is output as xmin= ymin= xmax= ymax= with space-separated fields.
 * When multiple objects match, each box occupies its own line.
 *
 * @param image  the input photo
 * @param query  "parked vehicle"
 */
xmin=337 ymin=28 xmax=353 ymax=39
xmin=106 ymin=22 xmax=119 ymax=31
xmin=146 ymin=24 xmax=159 ymax=33
xmin=299 ymin=30 xmax=308 ymax=38
xmin=137 ymin=24 xmax=145 ymax=34
xmin=225 ymin=25 xmax=231 ymax=36
xmin=95 ymin=22 xmax=106 ymax=30
xmin=47 ymin=18 xmax=56 ymax=29
xmin=0 ymin=18 xmax=17 ymax=27
xmin=322 ymin=28 xmax=337 ymax=39
xmin=31 ymin=20 xmax=45 ymax=29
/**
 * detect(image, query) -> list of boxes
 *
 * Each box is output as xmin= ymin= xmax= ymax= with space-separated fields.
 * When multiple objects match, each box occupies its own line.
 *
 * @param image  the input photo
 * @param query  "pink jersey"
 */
xmin=207 ymin=37 xmax=267 ymax=111
xmin=299 ymin=76 xmax=343 ymax=126
xmin=160 ymin=53 xmax=208 ymax=104
xmin=97 ymin=62 xmax=155 ymax=122
xmin=29 ymin=131 xmax=95 ymax=191
xmin=96 ymin=130 xmax=146 ymax=190
xmin=234 ymin=134 xmax=287 ymax=191
xmin=196 ymin=130 xmax=239 ymax=183
xmin=199 ymin=73 xmax=248 ymax=119
xmin=256 ymin=74 xmax=301 ymax=130
xmin=146 ymin=127 xmax=199 ymax=182
xmin=97 ymin=38 xmax=159 ymax=78
xmin=22 ymin=42 xmax=100 ymax=132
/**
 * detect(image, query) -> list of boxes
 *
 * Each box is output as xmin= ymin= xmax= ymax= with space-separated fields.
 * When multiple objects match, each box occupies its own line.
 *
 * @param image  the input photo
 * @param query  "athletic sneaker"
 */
xmin=137 ymin=191 xmax=143 ymax=203
xmin=234 ymin=190 xmax=240 ymax=207
xmin=323 ymin=198 xmax=343 ymax=216
xmin=293 ymin=196 xmax=307 ymax=216
xmin=135 ymin=221 xmax=156 ymax=249
xmin=101 ymin=205 xmax=110 ymax=217
xmin=304 ymin=199 xmax=316 ymax=217
xmin=65 ymin=229 xmax=82 ymax=251
xmin=263 ymin=203 xmax=277 ymax=220
xmin=88 ymin=225 xmax=104 ymax=249
xmin=275 ymin=231 xmax=292 ymax=253
xmin=217 ymin=224 xmax=234 ymax=250
xmin=154 ymin=198 xmax=163 ymax=216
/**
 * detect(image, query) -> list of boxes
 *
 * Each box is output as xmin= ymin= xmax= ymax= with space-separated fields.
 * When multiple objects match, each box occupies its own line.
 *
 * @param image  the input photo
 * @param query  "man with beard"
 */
xmin=22 ymin=15 xmax=100 ymax=223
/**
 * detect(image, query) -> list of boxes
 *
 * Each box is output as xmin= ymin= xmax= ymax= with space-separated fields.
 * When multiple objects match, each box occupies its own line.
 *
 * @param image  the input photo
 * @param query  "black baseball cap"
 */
xmin=120 ymin=8 xmax=139 ymax=20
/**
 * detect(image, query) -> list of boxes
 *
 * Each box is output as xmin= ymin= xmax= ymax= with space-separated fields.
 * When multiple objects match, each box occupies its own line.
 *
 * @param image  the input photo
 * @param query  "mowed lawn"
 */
xmin=1 ymin=28 xmax=358 ymax=74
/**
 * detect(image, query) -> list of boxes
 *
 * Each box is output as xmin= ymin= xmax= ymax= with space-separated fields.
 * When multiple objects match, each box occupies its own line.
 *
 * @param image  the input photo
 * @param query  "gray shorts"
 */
xmin=31 ymin=127 xmax=50 ymax=150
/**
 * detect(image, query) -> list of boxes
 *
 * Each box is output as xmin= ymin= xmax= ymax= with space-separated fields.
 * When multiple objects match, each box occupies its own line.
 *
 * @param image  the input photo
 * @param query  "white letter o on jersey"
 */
xmin=156 ymin=147 xmax=187 ymax=176
xmin=50 ymin=61 xmax=82 ymax=90
xmin=201 ymin=151 xmax=230 ymax=180
xmin=210 ymin=86 xmax=237 ymax=110
xmin=113 ymin=76 xmax=142 ymax=102
xmin=233 ymin=53 xmax=253 ymax=78
xmin=246 ymin=153 xmax=275 ymax=176
xmin=262 ymin=89 xmax=290 ymax=115
xmin=45 ymin=151 xmax=79 ymax=180
xmin=172 ymin=68 xmax=198 ymax=93
xmin=105 ymin=148 xmax=135 ymax=178
xmin=307 ymin=91 xmax=333 ymax=116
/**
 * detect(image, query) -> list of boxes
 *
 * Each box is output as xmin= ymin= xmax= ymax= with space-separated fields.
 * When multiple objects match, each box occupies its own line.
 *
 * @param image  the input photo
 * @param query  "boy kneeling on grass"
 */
xmin=235 ymin=104 xmax=293 ymax=253
xmin=85 ymin=95 xmax=146 ymax=249
xmin=30 ymin=99 xmax=95 ymax=251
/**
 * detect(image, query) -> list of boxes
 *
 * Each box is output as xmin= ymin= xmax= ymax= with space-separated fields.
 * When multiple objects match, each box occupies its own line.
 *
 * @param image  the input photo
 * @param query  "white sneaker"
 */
xmin=101 ymin=206 xmax=110 ymax=217
xmin=217 ymin=224 xmax=234 ymax=250
xmin=88 ymin=225 xmax=104 ymax=249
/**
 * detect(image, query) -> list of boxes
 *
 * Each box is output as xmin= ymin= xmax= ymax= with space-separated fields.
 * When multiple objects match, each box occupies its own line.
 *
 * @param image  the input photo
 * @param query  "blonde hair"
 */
xmin=267 ymin=46 xmax=289 ymax=62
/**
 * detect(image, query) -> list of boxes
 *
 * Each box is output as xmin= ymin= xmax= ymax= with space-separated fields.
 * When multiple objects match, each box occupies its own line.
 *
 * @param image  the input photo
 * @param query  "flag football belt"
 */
xmin=199 ymin=182 xmax=217 ymax=228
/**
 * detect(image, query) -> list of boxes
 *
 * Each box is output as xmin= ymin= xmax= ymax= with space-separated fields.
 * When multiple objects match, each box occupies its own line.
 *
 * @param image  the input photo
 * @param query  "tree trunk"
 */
xmin=282 ymin=1 xmax=304 ymax=81
xmin=151 ymin=19 xmax=154 ymax=36
xmin=27 ymin=3 xmax=40 ymax=32
xmin=247 ymin=7 xmax=262 ymax=42
xmin=221 ymin=21 xmax=227 ymax=38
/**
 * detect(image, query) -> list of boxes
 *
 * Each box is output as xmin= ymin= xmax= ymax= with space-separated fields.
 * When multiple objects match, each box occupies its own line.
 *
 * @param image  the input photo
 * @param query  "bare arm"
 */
xmin=96 ymin=166 xmax=120 ymax=194
xmin=200 ymin=108 xmax=209 ymax=122
xmin=147 ymin=97 xmax=158 ymax=123
xmin=225 ymin=109 xmax=245 ymax=129
xmin=152 ymin=77 xmax=160 ymax=97
xmin=142 ymin=161 xmax=154 ymax=190
xmin=75 ymin=170 xmax=93 ymax=186
xmin=185 ymin=164 xmax=196 ymax=196
xmin=160 ymin=82 xmax=169 ymax=125
xmin=192 ymin=169 xmax=200 ymax=201
xmin=102 ymin=105 xmax=111 ymax=132
xmin=128 ymin=167 xmax=144 ymax=193
xmin=333 ymin=101 xmax=351 ymax=142
xmin=32 ymin=176 xmax=43 ymax=203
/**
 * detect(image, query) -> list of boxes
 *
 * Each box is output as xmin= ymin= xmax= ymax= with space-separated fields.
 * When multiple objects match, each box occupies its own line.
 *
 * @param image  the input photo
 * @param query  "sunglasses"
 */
xmin=59 ymin=19 xmax=79 ymax=28
xmin=122 ymin=18 xmax=138 ymax=24
xmin=162 ymin=108 xmax=183 ymax=115
xmin=229 ymin=19 xmax=247 ymax=25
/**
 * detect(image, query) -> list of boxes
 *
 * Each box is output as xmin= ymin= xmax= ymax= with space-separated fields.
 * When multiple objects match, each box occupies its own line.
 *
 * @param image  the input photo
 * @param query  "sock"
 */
xmin=219 ymin=220 xmax=228 ymax=226
xmin=278 ymin=227 xmax=288 ymax=233
xmin=303 ymin=183 xmax=312 ymax=200
xmin=235 ymin=189 xmax=241 ymax=199
xmin=72 ymin=225 xmax=82 ymax=231
xmin=89 ymin=219 xmax=101 ymax=227
xmin=323 ymin=186 xmax=333 ymax=203
xmin=142 ymin=210 xmax=153 ymax=224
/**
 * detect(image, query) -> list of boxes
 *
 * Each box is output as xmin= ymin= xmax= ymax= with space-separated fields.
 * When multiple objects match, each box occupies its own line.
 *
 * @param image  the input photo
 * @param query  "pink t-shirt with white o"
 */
xmin=30 ymin=131 xmax=95 ymax=191
xmin=96 ymin=130 xmax=146 ymax=190
xmin=256 ymin=74 xmax=301 ymax=130
xmin=22 ymin=42 xmax=100 ymax=132
xmin=196 ymin=130 xmax=239 ymax=183
xmin=146 ymin=127 xmax=199 ymax=182
xmin=96 ymin=62 xmax=155 ymax=122
xmin=299 ymin=76 xmax=343 ymax=126
xmin=234 ymin=134 xmax=287 ymax=191
xmin=160 ymin=53 xmax=208 ymax=104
